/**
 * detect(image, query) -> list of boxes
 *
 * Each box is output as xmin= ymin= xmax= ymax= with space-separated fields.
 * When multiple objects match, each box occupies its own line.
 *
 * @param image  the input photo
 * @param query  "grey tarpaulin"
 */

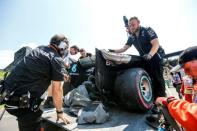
xmin=64 ymin=85 xmax=91 ymax=115
xmin=64 ymin=83 xmax=109 ymax=124
xmin=78 ymin=102 xmax=109 ymax=124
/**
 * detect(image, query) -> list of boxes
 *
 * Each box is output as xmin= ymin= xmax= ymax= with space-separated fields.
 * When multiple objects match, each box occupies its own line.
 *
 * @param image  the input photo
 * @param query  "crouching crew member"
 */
xmin=155 ymin=46 xmax=197 ymax=131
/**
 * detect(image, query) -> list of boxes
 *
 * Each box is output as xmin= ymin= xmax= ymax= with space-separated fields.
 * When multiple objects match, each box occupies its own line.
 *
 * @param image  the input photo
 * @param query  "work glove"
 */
xmin=155 ymin=96 xmax=176 ymax=107
xmin=108 ymin=49 xmax=115 ymax=52
xmin=143 ymin=53 xmax=152 ymax=60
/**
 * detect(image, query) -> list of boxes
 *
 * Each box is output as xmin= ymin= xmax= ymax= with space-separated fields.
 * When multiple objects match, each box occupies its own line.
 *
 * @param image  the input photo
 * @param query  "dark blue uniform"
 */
xmin=4 ymin=46 xmax=66 ymax=131
xmin=126 ymin=26 xmax=166 ymax=98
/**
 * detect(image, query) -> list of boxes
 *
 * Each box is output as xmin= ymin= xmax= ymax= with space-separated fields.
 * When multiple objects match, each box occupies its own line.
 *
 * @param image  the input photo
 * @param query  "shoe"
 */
xmin=145 ymin=115 xmax=160 ymax=129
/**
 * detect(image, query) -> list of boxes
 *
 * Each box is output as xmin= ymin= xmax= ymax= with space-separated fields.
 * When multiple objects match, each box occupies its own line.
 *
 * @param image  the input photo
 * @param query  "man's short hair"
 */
xmin=79 ymin=48 xmax=85 ymax=52
xmin=129 ymin=16 xmax=140 ymax=23
xmin=70 ymin=45 xmax=80 ymax=52
xmin=179 ymin=46 xmax=197 ymax=65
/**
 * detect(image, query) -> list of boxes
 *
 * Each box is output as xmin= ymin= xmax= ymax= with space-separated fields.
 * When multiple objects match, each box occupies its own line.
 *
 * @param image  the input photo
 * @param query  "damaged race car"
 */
xmin=95 ymin=49 xmax=153 ymax=112
xmin=66 ymin=48 xmax=154 ymax=112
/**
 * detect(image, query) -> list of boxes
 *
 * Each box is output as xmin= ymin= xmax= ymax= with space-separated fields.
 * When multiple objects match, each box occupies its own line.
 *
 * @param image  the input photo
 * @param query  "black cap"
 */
xmin=179 ymin=46 xmax=197 ymax=65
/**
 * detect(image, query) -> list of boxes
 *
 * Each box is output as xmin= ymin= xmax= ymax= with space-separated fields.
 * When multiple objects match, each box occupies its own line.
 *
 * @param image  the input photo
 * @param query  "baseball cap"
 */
xmin=179 ymin=46 xmax=197 ymax=65
xmin=170 ymin=46 xmax=197 ymax=73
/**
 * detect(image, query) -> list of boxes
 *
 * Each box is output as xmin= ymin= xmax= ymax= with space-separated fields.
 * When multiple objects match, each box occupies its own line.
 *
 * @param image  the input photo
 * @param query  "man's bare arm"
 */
xmin=52 ymin=80 xmax=71 ymax=124
xmin=113 ymin=45 xmax=130 ymax=53
xmin=149 ymin=38 xmax=159 ymax=56
xmin=52 ymin=81 xmax=63 ymax=111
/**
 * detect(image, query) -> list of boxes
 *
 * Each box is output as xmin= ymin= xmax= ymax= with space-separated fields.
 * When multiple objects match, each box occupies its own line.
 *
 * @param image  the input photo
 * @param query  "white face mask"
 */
xmin=58 ymin=41 xmax=68 ymax=50
xmin=58 ymin=41 xmax=69 ymax=57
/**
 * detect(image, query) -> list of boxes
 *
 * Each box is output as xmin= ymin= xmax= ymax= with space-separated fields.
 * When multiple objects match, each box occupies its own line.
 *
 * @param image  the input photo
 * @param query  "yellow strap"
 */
xmin=184 ymin=88 xmax=193 ymax=94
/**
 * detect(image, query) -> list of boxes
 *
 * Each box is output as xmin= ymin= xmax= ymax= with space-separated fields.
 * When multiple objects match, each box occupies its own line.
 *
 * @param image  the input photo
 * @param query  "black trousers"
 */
xmin=173 ymin=83 xmax=182 ymax=99
xmin=146 ymin=55 xmax=166 ymax=99
xmin=6 ymin=107 xmax=43 ymax=131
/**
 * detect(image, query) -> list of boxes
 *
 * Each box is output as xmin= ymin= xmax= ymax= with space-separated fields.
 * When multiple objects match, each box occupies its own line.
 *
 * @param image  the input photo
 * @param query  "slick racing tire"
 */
xmin=114 ymin=68 xmax=153 ymax=112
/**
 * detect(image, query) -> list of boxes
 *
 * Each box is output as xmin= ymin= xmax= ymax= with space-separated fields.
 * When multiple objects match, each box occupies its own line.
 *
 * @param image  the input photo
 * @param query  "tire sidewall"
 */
xmin=114 ymin=68 xmax=153 ymax=112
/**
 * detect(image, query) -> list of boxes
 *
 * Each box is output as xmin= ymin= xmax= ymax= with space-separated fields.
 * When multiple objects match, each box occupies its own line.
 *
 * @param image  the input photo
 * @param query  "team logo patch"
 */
xmin=147 ymin=28 xmax=156 ymax=37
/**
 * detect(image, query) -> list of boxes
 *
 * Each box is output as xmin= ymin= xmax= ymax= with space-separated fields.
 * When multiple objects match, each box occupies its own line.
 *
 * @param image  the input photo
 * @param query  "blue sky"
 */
xmin=0 ymin=0 xmax=197 ymax=69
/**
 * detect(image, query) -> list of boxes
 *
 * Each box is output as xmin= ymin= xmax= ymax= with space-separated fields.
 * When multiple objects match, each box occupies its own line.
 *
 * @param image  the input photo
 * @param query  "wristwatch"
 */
xmin=56 ymin=110 xmax=63 ymax=114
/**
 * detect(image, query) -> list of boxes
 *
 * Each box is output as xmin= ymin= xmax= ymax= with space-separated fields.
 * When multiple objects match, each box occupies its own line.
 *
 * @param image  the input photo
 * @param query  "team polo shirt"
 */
xmin=5 ymin=46 xmax=66 ymax=98
xmin=126 ymin=26 xmax=158 ymax=56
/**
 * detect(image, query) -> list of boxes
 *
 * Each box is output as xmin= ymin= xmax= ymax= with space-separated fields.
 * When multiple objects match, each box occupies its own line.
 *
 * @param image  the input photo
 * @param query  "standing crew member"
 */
xmin=3 ymin=34 xmax=71 ymax=131
xmin=109 ymin=16 xmax=166 ymax=98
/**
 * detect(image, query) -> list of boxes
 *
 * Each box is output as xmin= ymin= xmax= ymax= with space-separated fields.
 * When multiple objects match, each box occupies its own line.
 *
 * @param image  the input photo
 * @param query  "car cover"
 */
xmin=100 ymin=49 xmax=131 ymax=64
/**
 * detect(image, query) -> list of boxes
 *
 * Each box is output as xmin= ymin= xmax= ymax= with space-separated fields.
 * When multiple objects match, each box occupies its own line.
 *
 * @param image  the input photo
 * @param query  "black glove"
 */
xmin=108 ymin=49 xmax=115 ymax=52
xmin=143 ymin=53 xmax=152 ymax=60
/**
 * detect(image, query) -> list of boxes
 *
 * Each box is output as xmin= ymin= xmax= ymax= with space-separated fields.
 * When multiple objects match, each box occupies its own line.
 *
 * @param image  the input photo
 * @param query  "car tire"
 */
xmin=114 ymin=68 xmax=153 ymax=112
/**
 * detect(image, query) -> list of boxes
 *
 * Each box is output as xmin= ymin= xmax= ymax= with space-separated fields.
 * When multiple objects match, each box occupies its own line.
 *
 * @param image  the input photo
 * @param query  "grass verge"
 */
xmin=0 ymin=71 xmax=5 ymax=80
